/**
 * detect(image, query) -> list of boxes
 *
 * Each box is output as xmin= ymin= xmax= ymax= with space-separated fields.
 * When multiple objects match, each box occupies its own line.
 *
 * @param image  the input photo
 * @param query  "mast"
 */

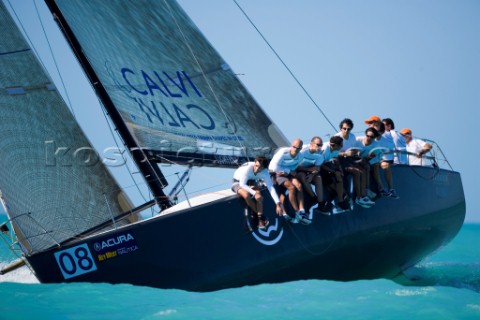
xmin=43 ymin=0 xmax=171 ymax=209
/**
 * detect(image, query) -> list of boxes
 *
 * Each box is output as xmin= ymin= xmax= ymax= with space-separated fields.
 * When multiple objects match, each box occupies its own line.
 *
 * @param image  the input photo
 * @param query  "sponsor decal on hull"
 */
xmin=245 ymin=209 xmax=284 ymax=246
xmin=54 ymin=243 xmax=97 ymax=279
xmin=93 ymin=232 xmax=139 ymax=262
xmin=53 ymin=231 xmax=140 ymax=280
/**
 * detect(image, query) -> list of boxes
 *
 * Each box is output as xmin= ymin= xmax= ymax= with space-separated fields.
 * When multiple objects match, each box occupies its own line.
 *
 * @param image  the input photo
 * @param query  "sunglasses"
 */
xmin=315 ymin=143 xmax=323 ymax=147
xmin=366 ymin=135 xmax=375 ymax=139
xmin=292 ymin=146 xmax=302 ymax=150
xmin=342 ymin=127 xmax=352 ymax=131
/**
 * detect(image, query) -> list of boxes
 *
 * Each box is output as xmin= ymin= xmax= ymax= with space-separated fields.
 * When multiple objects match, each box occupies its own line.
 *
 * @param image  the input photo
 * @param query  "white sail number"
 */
xmin=54 ymin=243 xmax=97 ymax=279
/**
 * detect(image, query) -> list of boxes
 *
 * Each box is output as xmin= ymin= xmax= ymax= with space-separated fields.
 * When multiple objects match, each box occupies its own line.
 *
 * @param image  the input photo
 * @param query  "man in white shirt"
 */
xmin=320 ymin=136 xmax=350 ymax=212
xmin=371 ymin=121 xmax=399 ymax=199
xmin=335 ymin=118 xmax=357 ymax=156
xmin=352 ymin=127 xmax=379 ymax=208
xmin=269 ymin=138 xmax=307 ymax=224
xmin=383 ymin=118 xmax=408 ymax=164
xmin=400 ymin=128 xmax=433 ymax=166
xmin=232 ymin=156 xmax=283 ymax=230
xmin=335 ymin=118 xmax=374 ymax=208
xmin=296 ymin=136 xmax=331 ymax=216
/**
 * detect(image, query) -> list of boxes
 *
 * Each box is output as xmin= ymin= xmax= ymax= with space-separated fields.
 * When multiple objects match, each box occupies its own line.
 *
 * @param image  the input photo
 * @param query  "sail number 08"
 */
xmin=54 ymin=243 xmax=97 ymax=279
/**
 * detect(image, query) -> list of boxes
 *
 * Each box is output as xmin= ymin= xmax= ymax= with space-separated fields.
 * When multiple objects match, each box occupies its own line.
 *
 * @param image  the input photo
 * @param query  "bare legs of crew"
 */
xmin=283 ymin=178 xmax=304 ymax=213
xmin=380 ymin=162 xmax=393 ymax=189
xmin=282 ymin=178 xmax=312 ymax=224
xmin=297 ymin=172 xmax=323 ymax=203
xmin=345 ymin=165 xmax=375 ymax=208
xmin=345 ymin=166 xmax=366 ymax=198
xmin=371 ymin=164 xmax=384 ymax=190
xmin=380 ymin=161 xmax=399 ymax=199
xmin=297 ymin=172 xmax=333 ymax=215
xmin=237 ymin=189 xmax=269 ymax=229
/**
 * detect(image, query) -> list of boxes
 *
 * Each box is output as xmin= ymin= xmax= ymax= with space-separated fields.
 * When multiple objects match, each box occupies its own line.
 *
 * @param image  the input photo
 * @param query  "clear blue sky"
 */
xmin=4 ymin=0 xmax=479 ymax=223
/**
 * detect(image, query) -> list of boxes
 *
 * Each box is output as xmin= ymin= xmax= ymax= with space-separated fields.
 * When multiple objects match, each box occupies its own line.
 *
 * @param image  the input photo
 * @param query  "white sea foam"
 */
xmin=391 ymin=287 xmax=436 ymax=296
xmin=466 ymin=304 xmax=480 ymax=311
xmin=154 ymin=309 xmax=177 ymax=316
xmin=0 ymin=264 xmax=38 ymax=284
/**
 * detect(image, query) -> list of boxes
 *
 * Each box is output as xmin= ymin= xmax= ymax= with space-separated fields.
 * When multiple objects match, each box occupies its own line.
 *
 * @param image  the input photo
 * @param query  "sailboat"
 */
xmin=0 ymin=0 xmax=465 ymax=292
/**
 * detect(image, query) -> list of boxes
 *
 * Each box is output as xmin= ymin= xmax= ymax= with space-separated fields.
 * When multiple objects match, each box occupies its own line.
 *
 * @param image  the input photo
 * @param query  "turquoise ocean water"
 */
xmin=1 ymin=218 xmax=479 ymax=319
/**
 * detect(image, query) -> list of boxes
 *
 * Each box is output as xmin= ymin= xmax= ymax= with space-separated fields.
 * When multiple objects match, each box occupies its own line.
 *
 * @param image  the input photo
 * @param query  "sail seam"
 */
xmin=163 ymin=0 xmax=248 ymax=160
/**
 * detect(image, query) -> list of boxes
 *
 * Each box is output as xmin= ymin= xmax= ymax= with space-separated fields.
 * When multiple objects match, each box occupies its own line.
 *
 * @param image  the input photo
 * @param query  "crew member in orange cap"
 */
xmin=400 ymin=128 xmax=412 ymax=136
xmin=364 ymin=115 xmax=381 ymax=124
xmin=400 ymin=128 xmax=433 ymax=166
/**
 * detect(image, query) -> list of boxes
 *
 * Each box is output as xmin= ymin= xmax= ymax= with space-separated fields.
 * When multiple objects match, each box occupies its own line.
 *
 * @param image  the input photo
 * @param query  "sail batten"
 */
xmin=0 ymin=48 xmax=31 ymax=56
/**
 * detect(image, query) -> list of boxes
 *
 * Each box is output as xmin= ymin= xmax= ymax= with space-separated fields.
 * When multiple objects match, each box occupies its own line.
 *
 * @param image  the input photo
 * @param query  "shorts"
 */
xmin=231 ymin=182 xmax=241 ymax=193
xmin=297 ymin=170 xmax=319 ymax=184
xmin=274 ymin=173 xmax=294 ymax=186
xmin=231 ymin=179 xmax=260 ymax=194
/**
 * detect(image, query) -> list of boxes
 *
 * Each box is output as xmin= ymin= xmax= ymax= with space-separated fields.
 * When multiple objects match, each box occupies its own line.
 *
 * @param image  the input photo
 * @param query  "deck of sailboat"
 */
xmin=159 ymin=189 xmax=236 ymax=215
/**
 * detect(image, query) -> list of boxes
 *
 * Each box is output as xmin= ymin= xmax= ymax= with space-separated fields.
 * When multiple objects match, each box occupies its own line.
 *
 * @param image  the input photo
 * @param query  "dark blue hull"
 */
xmin=25 ymin=165 xmax=465 ymax=291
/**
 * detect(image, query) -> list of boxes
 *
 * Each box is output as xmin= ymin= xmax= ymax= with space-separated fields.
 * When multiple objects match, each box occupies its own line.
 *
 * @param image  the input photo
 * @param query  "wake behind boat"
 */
xmin=0 ymin=0 xmax=465 ymax=291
